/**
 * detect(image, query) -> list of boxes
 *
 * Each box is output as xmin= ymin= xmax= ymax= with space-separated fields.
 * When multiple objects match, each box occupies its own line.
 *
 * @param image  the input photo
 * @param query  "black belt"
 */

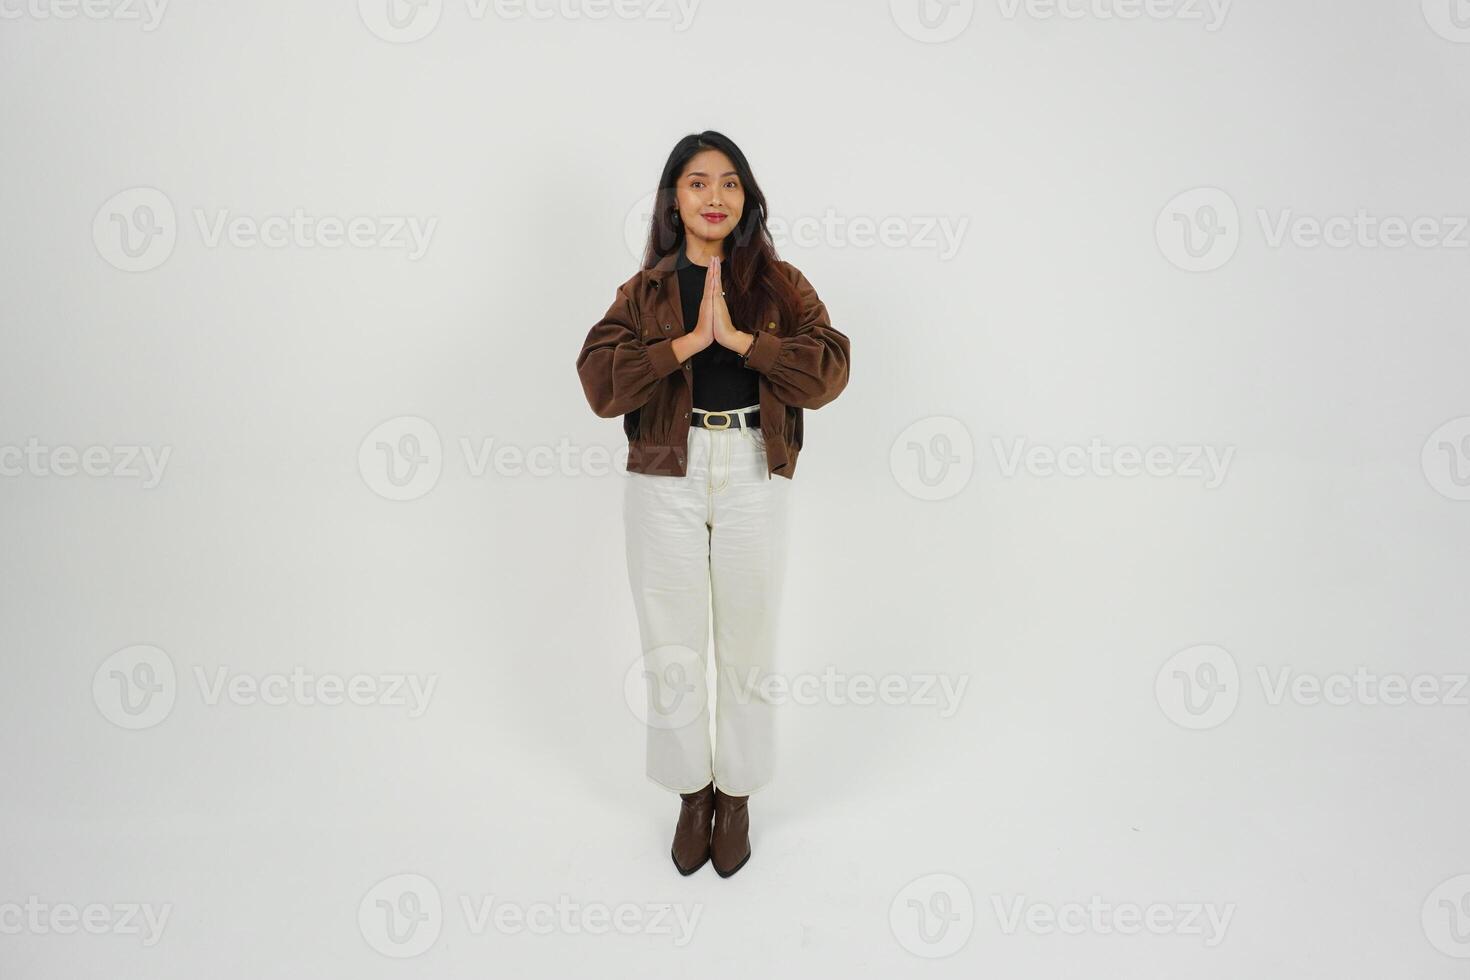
xmin=691 ymin=407 xmax=760 ymax=430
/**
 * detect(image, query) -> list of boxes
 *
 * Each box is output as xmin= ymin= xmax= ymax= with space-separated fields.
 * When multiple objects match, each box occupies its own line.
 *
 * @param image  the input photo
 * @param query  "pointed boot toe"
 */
xmin=670 ymin=782 xmax=715 ymax=875
xmin=710 ymin=788 xmax=751 ymax=877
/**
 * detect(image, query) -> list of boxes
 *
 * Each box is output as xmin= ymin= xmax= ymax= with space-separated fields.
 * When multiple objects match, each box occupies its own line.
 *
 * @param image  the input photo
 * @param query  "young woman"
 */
xmin=576 ymin=131 xmax=851 ymax=877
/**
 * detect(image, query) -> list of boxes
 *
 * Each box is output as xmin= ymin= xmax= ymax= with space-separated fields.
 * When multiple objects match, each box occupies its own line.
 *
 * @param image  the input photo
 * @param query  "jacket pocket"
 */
xmin=782 ymin=406 xmax=801 ymax=449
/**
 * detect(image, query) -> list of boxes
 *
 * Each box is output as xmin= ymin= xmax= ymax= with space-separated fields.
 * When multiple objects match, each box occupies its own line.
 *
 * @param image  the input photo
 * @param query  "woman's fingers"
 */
xmin=709 ymin=257 xmax=722 ymax=304
xmin=710 ymin=258 xmax=732 ymax=337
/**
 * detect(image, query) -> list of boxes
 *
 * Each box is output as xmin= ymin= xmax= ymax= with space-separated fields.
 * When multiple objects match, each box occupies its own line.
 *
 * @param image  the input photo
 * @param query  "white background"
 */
xmin=2 ymin=0 xmax=1469 ymax=977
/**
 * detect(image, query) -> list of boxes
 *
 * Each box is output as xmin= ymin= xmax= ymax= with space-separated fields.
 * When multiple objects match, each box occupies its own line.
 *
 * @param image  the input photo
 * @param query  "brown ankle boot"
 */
xmin=671 ymin=782 xmax=715 ymax=875
xmin=710 ymin=788 xmax=751 ymax=877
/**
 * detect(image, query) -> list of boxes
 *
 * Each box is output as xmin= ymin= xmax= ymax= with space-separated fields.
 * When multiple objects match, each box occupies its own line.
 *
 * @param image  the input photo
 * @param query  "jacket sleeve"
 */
xmin=576 ymin=279 xmax=685 ymax=418
xmin=740 ymin=263 xmax=850 ymax=410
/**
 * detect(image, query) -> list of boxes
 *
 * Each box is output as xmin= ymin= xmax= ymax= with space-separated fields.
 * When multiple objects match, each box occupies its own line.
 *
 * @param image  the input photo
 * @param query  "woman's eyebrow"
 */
xmin=687 ymin=171 xmax=740 ymax=178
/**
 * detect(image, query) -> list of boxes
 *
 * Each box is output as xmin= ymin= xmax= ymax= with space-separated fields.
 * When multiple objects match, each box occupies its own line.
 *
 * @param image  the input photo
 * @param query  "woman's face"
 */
xmin=674 ymin=149 xmax=745 ymax=252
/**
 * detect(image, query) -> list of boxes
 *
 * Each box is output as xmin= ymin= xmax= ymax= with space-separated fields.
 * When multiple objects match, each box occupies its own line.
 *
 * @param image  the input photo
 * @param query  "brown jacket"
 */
xmin=576 ymin=252 xmax=851 ymax=479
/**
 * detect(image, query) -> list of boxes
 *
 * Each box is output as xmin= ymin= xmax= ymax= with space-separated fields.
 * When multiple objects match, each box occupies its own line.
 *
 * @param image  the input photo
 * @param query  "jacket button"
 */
xmin=663 ymin=324 xmax=671 ymax=331
xmin=684 ymin=412 xmax=690 ymax=419
xmin=766 ymin=321 xmax=776 ymax=331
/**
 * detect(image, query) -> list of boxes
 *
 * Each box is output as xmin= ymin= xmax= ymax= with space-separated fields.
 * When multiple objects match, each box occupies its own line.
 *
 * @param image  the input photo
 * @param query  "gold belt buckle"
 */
xmin=703 ymin=411 xmax=731 ymax=430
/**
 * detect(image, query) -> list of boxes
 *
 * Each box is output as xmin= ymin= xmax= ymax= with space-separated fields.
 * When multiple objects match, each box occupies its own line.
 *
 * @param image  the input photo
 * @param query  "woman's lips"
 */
xmin=702 ymin=213 xmax=727 ymax=223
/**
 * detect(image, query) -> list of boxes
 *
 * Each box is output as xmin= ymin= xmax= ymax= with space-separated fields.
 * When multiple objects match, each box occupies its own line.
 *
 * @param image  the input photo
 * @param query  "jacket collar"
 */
xmin=647 ymin=249 xmax=681 ymax=281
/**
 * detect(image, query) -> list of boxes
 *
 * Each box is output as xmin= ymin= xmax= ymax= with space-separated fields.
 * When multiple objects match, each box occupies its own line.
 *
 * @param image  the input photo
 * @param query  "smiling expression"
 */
xmin=674 ymin=149 xmax=745 ymax=252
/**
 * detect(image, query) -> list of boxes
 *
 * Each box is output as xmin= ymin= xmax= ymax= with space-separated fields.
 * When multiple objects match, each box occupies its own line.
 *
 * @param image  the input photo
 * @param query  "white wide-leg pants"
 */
xmin=623 ymin=408 xmax=792 ymax=797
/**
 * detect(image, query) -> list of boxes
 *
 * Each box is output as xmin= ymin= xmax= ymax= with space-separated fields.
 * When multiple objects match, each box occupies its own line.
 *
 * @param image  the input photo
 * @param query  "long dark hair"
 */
xmin=639 ymin=130 xmax=802 ymax=334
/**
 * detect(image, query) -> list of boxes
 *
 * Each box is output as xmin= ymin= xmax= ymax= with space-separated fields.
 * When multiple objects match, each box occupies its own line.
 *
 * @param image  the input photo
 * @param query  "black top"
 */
xmin=675 ymin=250 xmax=761 ymax=411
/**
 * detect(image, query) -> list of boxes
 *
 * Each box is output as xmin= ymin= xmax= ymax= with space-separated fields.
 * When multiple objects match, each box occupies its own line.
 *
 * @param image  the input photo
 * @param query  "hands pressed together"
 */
xmin=674 ymin=256 xmax=753 ymax=364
